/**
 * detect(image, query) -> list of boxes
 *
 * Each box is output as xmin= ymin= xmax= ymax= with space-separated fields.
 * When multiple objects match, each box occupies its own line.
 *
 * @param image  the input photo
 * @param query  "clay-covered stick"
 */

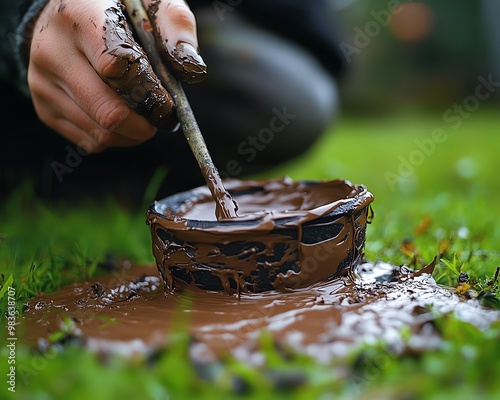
xmin=123 ymin=0 xmax=238 ymax=220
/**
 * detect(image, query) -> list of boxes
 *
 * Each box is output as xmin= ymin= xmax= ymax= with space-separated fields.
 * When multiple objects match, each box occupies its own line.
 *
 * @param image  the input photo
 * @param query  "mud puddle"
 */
xmin=20 ymin=260 xmax=500 ymax=365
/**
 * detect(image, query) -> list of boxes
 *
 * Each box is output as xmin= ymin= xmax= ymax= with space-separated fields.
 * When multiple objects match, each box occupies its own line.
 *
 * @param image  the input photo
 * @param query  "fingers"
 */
xmin=78 ymin=2 xmax=177 ymax=131
xmin=28 ymin=0 xmax=180 ymax=150
xmin=28 ymin=0 xmax=191 ymax=153
xmin=143 ymin=0 xmax=207 ymax=83
xmin=29 ymin=67 xmax=145 ymax=152
xmin=54 ymin=51 xmax=159 ymax=143
xmin=100 ymin=4 xmax=176 ymax=129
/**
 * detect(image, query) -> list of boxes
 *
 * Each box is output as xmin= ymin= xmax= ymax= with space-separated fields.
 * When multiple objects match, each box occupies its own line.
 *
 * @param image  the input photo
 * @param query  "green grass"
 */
xmin=1 ymin=108 xmax=500 ymax=399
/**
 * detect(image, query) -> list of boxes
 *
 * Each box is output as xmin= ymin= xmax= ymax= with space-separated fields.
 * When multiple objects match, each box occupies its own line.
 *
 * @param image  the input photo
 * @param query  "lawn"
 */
xmin=1 ymin=108 xmax=500 ymax=399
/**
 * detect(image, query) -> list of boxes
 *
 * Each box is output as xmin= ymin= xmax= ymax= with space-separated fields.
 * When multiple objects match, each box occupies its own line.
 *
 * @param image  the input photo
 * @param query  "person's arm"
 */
xmin=5 ymin=0 xmax=206 ymax=153
xmin=0 ymin=1 xmax=45 ymax=95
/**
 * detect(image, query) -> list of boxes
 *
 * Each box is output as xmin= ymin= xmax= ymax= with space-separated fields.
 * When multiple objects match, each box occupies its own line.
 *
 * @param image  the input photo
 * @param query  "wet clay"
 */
xmin=147 ymin=0 xmax=207 ymax=83
xmin=201 ymin=165 xmax=239 ymax=220
xmin=102 ymin=3 xmax=175 ymax=130
xmin=21 ymin=260 xmax=500 ymax=365
xmin=121 ymin=0 xmax=235 ymax=219
xmin=146 ymin=178 xmax=373 ymax=293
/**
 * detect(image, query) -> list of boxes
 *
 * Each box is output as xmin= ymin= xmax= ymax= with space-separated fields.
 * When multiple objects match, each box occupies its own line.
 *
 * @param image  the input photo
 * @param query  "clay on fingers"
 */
xmin=100 ymin=3 xmax=177 ymax=131
xmin=147 ymin=0 xmax=207 ymax=83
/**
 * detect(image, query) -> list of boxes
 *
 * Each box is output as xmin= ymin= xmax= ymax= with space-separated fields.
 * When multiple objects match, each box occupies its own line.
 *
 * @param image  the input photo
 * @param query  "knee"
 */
xmin=266 ymin=74 xmax=340 ymax=161
xmin=184 ymin=13 xmax=341 ymax=169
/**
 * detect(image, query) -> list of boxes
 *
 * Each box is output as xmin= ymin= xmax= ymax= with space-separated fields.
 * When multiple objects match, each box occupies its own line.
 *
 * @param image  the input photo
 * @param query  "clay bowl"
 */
xmin=146 ymin=177 xmax=374 ymax=294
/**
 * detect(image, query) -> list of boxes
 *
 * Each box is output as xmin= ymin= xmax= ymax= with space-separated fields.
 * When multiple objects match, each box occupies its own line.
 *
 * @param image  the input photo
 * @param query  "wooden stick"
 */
xmin=123 ymin=0 xmax=238 ymax=219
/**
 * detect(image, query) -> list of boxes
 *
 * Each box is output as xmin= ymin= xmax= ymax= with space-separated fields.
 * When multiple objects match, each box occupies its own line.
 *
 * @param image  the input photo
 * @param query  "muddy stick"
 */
xmin=123 ymin=0 xmax=238 ymax=220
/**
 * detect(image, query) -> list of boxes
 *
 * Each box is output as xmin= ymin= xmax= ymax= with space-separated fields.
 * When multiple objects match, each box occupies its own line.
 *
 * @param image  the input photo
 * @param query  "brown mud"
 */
xmin=147 ymin=0 xmax=207 ymax=83
xmin=102 ymin=3 xmax=175 ymax=130
xmin=21 ymin=260 xmax=500 ymax=365
xmin=200 ymin=165 xmax=239 ymax=220
xmin=120 ymin=0 xmax=231 ymax=219
xmin=147 ymin=178 xmax=373 ymax=293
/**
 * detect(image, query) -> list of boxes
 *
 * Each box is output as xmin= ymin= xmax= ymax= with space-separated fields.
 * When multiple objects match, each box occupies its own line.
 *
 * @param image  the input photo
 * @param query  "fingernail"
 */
xmin=175 ymin=42 xmax=206 ymax=66
xmin=174 ymin=41 xmax=207 ymax=80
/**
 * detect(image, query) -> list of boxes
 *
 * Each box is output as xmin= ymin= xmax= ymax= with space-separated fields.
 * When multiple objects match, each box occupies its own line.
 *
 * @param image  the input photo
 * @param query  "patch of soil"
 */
xmin=21 ymin=260 xmax=500 ymax=365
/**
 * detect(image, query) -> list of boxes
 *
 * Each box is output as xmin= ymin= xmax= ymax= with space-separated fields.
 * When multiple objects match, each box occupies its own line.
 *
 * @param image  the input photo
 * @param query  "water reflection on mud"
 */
xmin=21 ymin=260 xmax=500 ymax=365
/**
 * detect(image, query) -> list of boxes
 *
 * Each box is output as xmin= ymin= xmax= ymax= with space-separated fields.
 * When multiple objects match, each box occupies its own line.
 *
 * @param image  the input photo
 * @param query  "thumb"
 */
xmin=143 ymin=0 xmax=207 ymax=83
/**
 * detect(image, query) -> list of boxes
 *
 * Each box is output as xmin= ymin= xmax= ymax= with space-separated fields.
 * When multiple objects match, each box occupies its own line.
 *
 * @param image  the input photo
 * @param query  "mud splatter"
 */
xmin=57 ymin=1 xmax=67 ymax=13
xmin=20 ymin=260 xmax=500 ymax=365
xmin=200 ymin=165 xmax=239 ymax=220
xmin=147 ymin=0 xmax=207 ymax=83
xmin=101 ymin=3 xmax=175 ymax=130
xmin=147 ymin=178 xmax=374 ymax=293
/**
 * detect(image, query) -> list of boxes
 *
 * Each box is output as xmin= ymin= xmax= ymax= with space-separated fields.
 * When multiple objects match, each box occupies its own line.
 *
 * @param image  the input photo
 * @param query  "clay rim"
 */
xmin=147 ymin=178 xmax=374 ymax=231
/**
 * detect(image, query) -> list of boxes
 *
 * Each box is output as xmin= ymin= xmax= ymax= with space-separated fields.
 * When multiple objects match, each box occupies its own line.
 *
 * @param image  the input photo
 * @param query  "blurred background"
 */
xmin=2 ymin=3 xmax=499 ymax=398
xmin=267 ymin=0 xmax=500 ymax=260
xmin=3 ymin=0 xmax=497 ymax=207
xmin=330 ymin=0 xmax=499 ymax=114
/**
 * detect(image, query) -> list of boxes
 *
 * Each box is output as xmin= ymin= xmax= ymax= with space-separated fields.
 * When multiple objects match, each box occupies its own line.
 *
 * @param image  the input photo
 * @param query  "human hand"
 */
xmin=28 ymin=0 xmax=206 ymax=152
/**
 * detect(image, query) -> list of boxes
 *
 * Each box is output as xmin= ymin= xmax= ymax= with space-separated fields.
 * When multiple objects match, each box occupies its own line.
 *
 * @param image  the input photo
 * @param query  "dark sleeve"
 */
xmin=189 ymin=0 xmax=347 ymax=78
xmin=0 ymin=0 xmax=50 ymax=96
